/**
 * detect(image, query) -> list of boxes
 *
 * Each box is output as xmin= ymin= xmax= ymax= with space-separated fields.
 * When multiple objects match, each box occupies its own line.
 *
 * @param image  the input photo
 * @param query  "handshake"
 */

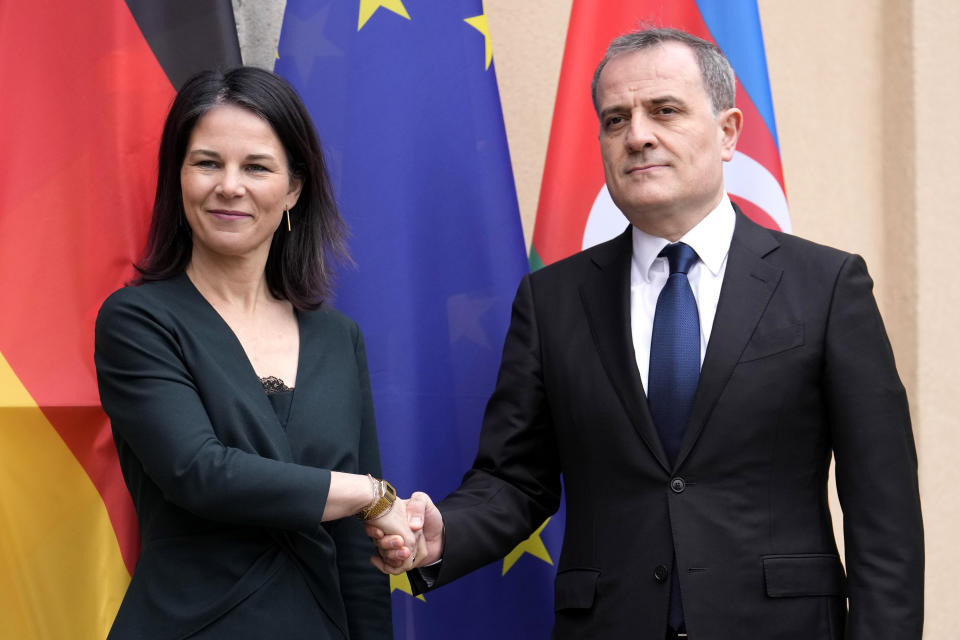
xmin=364 ymin=491 xmax=445 ymax=575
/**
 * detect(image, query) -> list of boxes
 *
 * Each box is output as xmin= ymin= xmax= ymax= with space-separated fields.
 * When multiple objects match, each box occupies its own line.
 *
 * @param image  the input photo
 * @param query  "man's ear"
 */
xmin=718 ymin=107 xmax=743 ymax=162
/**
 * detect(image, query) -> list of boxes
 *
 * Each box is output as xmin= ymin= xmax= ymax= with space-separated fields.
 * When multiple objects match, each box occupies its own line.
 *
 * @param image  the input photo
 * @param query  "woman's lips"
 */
xmin=208 ymin=210 xmax=250 ymax=220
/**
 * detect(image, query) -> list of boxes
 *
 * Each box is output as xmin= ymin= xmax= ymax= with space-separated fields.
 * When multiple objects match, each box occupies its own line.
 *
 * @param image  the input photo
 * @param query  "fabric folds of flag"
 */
xmin=0 ymin=2 xmax=239 ymax=637
xmin=531 ymin=0 xmax=789 ymax=269
xmin=276 ymin=1 xmax=555 ymax=637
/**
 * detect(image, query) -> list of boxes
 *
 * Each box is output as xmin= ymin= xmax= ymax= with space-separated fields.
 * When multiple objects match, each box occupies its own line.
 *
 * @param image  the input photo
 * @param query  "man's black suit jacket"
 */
xmin=419 ymin=211 xmax=923 ymax=639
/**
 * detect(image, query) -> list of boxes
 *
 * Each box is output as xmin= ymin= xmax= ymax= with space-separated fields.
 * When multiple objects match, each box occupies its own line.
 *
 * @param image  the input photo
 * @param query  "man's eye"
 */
xmin=656 ymin=107 xmax=678 ymax=115
xmin=605 ymin=116 xmax=625 ymax=129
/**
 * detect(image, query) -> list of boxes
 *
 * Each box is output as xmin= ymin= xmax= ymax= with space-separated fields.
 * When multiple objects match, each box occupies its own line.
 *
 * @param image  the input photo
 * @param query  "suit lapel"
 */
xmin=674 ymin=212 xmax=782 ymax=468
xmin=580 ymin=227 xmax=670 ymax=471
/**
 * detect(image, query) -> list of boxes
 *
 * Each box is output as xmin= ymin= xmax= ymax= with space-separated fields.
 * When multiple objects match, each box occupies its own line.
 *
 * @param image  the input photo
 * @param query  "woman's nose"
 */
xmin=216 ymin=166 xmax=245 ymax=197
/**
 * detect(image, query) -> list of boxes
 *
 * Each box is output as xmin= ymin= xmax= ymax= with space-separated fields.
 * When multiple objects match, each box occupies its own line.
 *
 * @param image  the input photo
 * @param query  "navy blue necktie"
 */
xmin=647 ymin=242 xmax=700 ymax=632
xmin=648 ymin=242 xmax=700 ymax=464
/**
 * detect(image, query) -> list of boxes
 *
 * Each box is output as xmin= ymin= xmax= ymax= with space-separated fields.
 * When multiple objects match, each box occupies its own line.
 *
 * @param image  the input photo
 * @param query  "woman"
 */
xmin=95 ymin=68 xmax=408 ymax=639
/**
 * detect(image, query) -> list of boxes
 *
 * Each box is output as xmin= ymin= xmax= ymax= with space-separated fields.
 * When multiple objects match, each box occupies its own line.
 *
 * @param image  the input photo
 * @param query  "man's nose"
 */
xmin=625 ymin=116 xmax=657 ymax=151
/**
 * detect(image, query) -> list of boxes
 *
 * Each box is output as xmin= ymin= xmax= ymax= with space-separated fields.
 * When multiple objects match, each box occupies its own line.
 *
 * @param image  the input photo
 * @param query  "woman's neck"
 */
xmin=185 ymin=248 xmax=273 ymax=314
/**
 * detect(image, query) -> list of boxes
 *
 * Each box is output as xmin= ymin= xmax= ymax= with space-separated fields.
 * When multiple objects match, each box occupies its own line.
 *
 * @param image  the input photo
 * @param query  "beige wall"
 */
xmin=913 ymin=1 xmax=960 ymax=636
xmin=486 ymin=0 xmax=958 ymax=636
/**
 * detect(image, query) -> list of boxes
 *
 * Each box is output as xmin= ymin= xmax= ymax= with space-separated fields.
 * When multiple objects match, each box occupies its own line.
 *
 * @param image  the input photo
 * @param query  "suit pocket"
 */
xmin=740 ymin=323 xmax=804 ymax=362
xmin=762 ymin=553 xmax=846 ymax=597
xmin=554 ymin=568 xmax=600 ymax=611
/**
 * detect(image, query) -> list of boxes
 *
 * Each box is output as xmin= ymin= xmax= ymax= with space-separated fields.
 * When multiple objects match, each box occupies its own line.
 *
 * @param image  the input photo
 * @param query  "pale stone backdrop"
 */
xmin=233 ymin=1 xmax=959 ymax=635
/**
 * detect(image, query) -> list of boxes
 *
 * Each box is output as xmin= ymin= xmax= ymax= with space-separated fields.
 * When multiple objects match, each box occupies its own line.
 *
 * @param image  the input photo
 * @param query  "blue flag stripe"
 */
xmin=697 ymin=0 xmax=781 ymax=150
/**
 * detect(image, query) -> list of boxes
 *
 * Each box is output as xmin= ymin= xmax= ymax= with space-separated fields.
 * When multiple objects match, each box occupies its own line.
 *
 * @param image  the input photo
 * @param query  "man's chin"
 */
xmin=611 ymin=195 xmax=672 ymax=220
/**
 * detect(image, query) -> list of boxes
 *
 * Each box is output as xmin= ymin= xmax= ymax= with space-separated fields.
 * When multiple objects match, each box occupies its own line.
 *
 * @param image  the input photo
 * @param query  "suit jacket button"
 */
xmin=654 ymin=565 xmax=669 ymax=583
xmin=670 ymin=477 xmax=685 ymax=493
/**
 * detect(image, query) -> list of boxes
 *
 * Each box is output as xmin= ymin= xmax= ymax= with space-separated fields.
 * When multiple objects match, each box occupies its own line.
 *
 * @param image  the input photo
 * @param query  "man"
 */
xmin=370 ymin=28 xmax=923 ymax=639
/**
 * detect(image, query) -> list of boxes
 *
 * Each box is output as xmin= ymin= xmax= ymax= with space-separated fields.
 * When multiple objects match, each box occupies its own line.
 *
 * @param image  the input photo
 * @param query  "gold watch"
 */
xmin=359 ymin=479 xmax=396 ymax=520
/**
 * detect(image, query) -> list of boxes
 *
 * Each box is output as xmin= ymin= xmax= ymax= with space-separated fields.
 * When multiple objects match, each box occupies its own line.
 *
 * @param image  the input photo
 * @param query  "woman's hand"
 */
xmin=365 ymin=492 xmax=443 ymax=575
xmin=365 ymin=495 xmax=420 ymax=561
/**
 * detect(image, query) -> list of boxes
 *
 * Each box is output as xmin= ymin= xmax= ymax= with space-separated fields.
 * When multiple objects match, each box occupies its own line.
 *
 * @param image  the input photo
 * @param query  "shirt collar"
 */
xmin=631 ymin=193 xmax=736 ymax=282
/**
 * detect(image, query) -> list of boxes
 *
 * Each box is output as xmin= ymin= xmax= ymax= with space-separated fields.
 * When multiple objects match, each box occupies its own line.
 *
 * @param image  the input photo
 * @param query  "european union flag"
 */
xmin=276 ymin=1 xmax=559 ymax=637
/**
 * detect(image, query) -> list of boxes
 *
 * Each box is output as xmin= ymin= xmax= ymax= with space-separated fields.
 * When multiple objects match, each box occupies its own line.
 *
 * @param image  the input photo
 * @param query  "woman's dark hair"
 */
xmin=134 ymin=67 xmax=348 ymax=310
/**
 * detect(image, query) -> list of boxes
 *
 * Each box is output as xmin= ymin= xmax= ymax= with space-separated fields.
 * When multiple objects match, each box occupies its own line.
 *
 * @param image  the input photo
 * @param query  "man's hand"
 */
xmin=365 ymin=491 xmax=444 ymax=575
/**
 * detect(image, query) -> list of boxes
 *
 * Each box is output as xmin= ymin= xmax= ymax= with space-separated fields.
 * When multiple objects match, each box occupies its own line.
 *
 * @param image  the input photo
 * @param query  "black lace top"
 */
xmin=259 ymin=375 xmax=294 ymax=394
xmin=259 ymin=376 xmax=294 ymax=428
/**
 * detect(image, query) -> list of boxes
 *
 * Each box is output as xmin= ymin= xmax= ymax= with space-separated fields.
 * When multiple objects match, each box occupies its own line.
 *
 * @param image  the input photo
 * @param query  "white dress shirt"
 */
xmin=630 ymin=194 xmax=736 ymax=393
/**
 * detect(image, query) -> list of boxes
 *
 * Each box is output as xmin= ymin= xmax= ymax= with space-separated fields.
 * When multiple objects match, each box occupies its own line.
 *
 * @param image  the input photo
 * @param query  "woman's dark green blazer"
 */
xmin=95 ymin=274 xmax=390 ymax=639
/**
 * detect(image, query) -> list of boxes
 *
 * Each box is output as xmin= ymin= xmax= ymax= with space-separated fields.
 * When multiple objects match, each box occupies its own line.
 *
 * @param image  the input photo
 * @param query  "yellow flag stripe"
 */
xmin=0 ymin=351 xmax=130 ymax=639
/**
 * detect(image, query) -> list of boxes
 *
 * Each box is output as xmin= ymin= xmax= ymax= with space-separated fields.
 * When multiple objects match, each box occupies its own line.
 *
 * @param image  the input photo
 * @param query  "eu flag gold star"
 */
xmin=502 ymin=517 xmax=553 ymax=575
xmin=358 ymin=0 xmax=411 ymax=31
xmin=464 ymin=7 xmax=492 ymax=70
xmin=389 ymin=572 xmax=426 ymax=601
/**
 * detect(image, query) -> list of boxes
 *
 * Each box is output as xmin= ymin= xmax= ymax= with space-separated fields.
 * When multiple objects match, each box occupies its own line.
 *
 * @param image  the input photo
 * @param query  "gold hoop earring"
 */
xmin=285 ymin=204 xmax=291 ymax=232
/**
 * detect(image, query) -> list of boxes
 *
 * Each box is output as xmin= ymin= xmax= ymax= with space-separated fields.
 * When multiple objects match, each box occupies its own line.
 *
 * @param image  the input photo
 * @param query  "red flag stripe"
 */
xmin=0 ymin=0 xmax=177 ymax=571
xmin=733 ymin=83 xmax=785 ymax=191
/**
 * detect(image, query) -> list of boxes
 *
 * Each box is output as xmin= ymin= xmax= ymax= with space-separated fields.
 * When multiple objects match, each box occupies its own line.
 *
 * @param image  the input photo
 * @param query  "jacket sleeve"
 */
xmin=94 ymin=289 xmax=330 ymax=532
xmin=327 ymin=329 xmax=392 ymax=638
xmin=825 ymin=255 xmax=924 ymax=638
xmin=432 ymin=273 xmax=562 ymax=587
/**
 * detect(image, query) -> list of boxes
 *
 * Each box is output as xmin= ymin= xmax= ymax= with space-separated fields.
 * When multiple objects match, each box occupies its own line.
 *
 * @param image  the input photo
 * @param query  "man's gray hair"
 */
xmin=591 ymin=28 xmax=736 ymax=116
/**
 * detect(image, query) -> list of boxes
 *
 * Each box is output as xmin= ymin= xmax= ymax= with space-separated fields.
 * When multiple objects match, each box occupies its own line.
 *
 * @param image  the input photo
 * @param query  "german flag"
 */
xmin=0 ymin=2 xmax=240 ymax=637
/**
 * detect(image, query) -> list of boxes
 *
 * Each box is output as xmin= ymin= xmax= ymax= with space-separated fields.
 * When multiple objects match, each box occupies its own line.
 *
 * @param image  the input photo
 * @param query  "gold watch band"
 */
xmin=359 ymin=479 xmax=396 ymax=520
